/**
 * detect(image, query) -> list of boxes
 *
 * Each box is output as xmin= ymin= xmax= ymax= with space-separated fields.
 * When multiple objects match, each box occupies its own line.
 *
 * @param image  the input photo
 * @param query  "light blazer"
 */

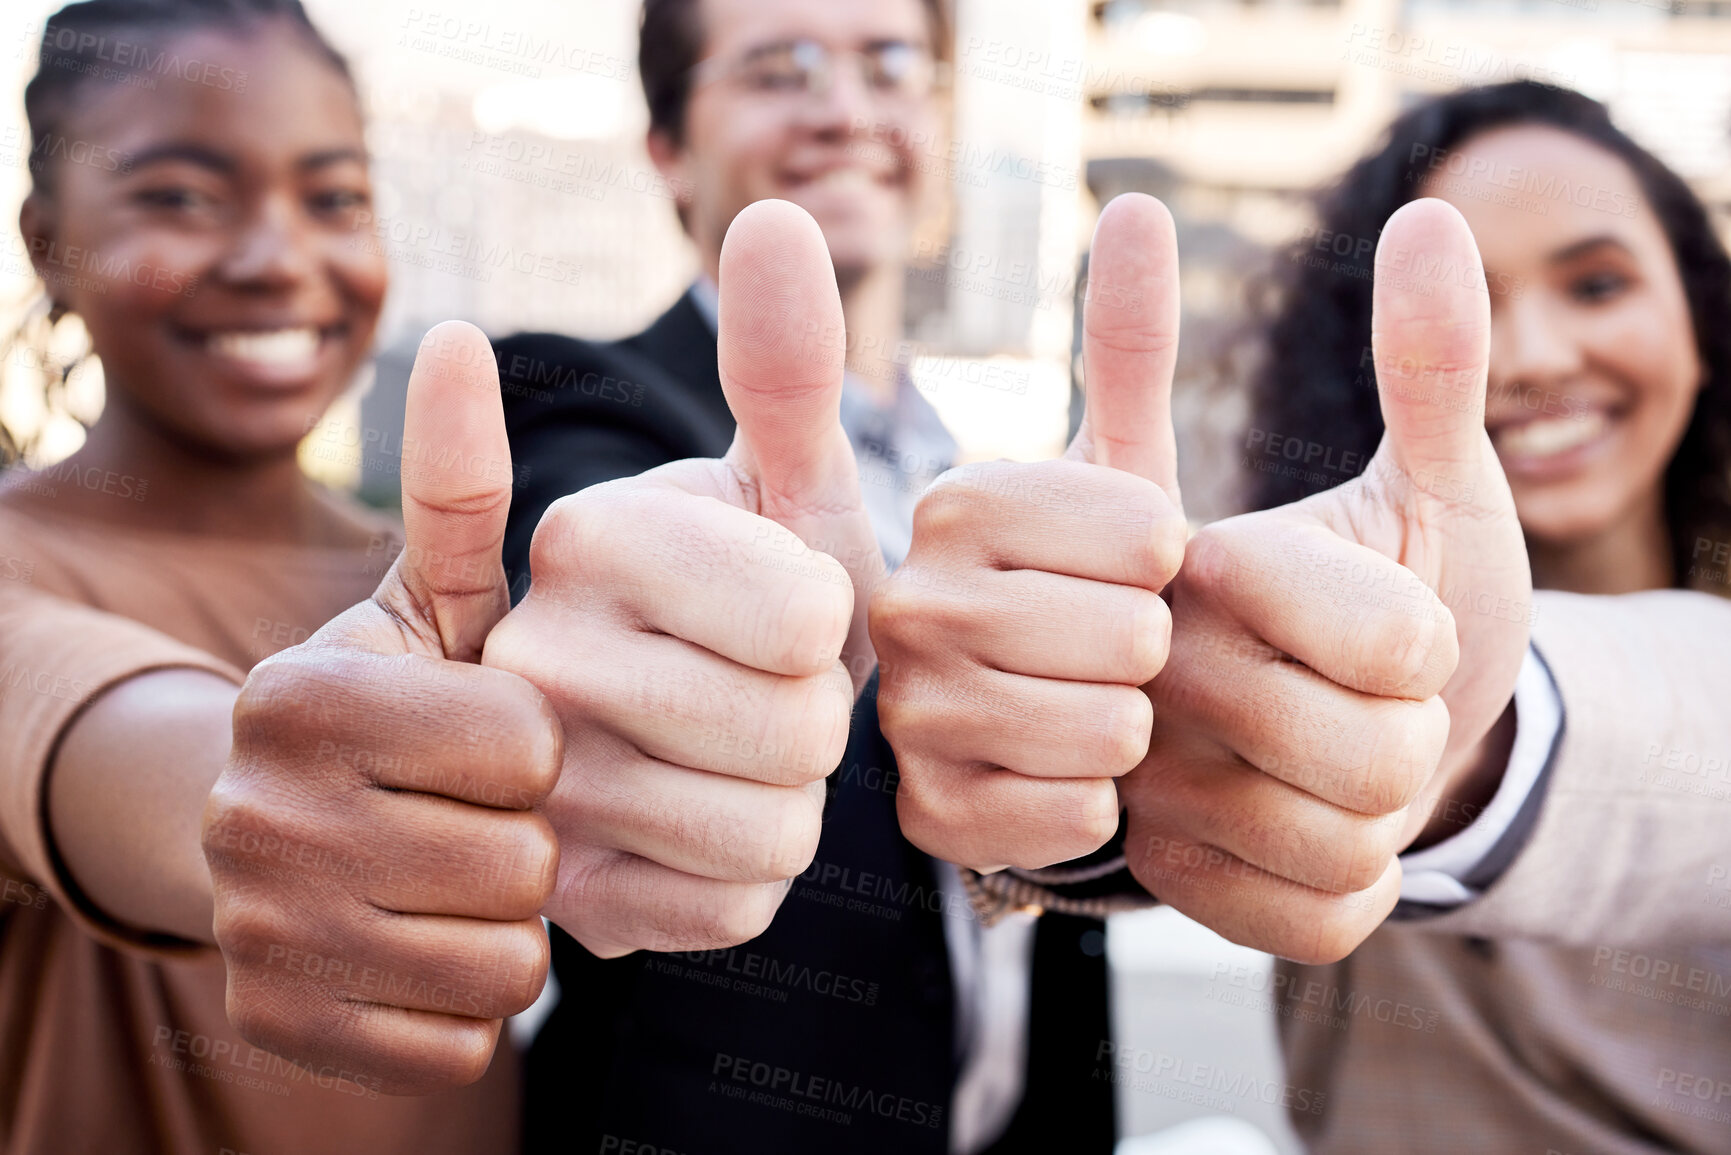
xmin=1281 ymin=588 xmax=1731 ymax=1154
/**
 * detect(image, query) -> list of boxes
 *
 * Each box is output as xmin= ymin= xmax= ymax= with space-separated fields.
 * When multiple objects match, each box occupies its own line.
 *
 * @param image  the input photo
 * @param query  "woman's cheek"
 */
xmin=1599 ymin=296 xmax=1699 ymax=478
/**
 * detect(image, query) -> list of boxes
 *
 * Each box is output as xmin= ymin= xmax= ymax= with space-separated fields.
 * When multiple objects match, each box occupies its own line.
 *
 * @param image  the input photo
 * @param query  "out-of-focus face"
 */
xmin=655 ymin=0 xmax=940 ymax=285
xmin=24 ymin=23 xmax=386 ymax=462
xmin=1418 ymin=125 xmax=1702 ymax=547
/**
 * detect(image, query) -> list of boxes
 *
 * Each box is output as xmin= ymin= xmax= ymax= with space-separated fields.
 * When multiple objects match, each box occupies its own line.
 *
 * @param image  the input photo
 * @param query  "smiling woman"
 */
xmin=0 ymin=2 xmax=519 ymax=1153
xmin=13 ymin=0 xmax=385 ymax=486
xmin=1245 ymin=80 xmax=1731 ymax=597
xmin=1242 ymin=80 xmax=1731 ymax=1155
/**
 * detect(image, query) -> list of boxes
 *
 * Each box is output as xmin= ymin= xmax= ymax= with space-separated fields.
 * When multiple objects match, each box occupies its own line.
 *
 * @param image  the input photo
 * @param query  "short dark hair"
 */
xmin=24 ymin=0 xmax=354 ymax=191
xmin=4 ymin=0 xmax=356 ymax=468
xmin=638 ymin=0 xmax=951 ymax=146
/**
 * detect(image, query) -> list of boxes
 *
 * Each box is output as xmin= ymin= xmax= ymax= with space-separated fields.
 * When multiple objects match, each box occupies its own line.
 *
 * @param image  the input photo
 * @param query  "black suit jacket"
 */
xmin=496 ymin=294 xmax=1113 ymax=1155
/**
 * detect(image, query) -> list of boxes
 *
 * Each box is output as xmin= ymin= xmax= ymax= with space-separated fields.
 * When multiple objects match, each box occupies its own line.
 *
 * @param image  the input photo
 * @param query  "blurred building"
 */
xmin=1068 ymin=0 xmax=1731 ymax=516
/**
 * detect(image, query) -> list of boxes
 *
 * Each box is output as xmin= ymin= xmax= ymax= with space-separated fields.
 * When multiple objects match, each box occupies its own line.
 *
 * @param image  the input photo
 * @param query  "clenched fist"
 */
xmin=1123 ymin=198 xmax=1530 ymax=962
xmin=482 ymin=200 xmax=884 ymax=957
xmin=870 ymin=193 xmax=1188 ymax=871
xmin=204 ymin=321 xmax=563 ymax=1094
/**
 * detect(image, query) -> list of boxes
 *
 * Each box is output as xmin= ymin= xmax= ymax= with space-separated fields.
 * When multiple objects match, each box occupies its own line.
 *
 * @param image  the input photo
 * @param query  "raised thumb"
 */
xmin=1066 ymin=193 xmax=1182 ymax=505
xmin=1370 ymin=198 xmax=1494 ymax=489
xmin=380 ymin=319 xmax=514 ymax=664
xmin=717 ymin=199 xmax=860 ymax=523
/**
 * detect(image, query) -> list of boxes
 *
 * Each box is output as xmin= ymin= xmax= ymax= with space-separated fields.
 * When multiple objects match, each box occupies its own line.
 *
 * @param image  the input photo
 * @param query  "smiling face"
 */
xmin=651 ymin=0 xmax=939 ymax=285
xmin=21 ymin=21 xmax=385 ymax=462
xmin=1419 ymin=125 xmax=1703 ymax=548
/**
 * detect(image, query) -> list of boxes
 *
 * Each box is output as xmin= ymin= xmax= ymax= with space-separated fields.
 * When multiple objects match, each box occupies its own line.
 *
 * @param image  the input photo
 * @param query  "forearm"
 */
xmin=47 ymin=668 xmax=237 ymax=945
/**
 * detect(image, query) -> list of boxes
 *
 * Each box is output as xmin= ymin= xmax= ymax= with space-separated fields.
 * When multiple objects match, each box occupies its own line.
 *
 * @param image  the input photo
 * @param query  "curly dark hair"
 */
xmin=1243 ymin=80 xmax=1731 ymax=592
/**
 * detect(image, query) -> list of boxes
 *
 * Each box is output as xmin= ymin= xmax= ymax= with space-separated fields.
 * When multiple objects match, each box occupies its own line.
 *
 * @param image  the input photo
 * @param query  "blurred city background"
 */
xmin=3 ymin=1 xmax=1730 ymax=1151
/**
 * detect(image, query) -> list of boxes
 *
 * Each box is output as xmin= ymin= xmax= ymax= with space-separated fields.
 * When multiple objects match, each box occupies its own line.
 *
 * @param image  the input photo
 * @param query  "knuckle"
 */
xmin=232 ymin=654 xmax=326 ymax=743
xmin=1122 ymin=592 xmax=1172 ymax=685
xmin=438 ymin=1023 xmax=500 ymax=1088
xmin=1127 ymin=496 xmax=1188 ymax=591
xmin=497 ymin=816 xmax=560 ymax=914
xmin=1296 ymin=907 xmax=1379 ymax=966
xmin=697 ymin=887 xmax=779 ymax=949
xmin=1358 ymin=702 xmax=1443 ymax=813
xmin=225 ymin=987 xmax=290 ymax=1054
xmin=1096 ymin=688 xmax=1154 ymax=775
xmin=477 ymin=611 xmax=534 ymax=678
xmin=1010 ymin=780 xmax=1119 ymax=868
xmin=868 ymin=571 xmax=928 ymax=657
xmin=527 ymin=492 xmax=605 ymax=583
xmin=762 ymin=791 xmax=824 ymax=881
xmin=1355 ymin=605 xmax=1436 ymax=698
xmin=912 ymin=468 xmax=988 ymax=545
xmin=201 ymin=785 xmax=289 ymax=872
xmin=504 ymin=683 xmax=564 ymax=800
xmin=893 ymin=762 xmax=967 ymax=853
xmin=211 ymin=902 xmax=288 ymax=969
xmin=492 ymin=924 xmax=551 ymax=1015
xmin=1077 ymin=779 xmax=1123 ymax=848
xmin=776 ymin=668 xmax=852 ymax=785
xmin=1174 ymin=525 xmax=1237 ymax=603
xmin=763 ymin=573 xmax=850 ymax=676
xmin=874 ymin=672 xmax=936 ymax=746
xmin=1332 ymin=819 xmax=1401 ymax=894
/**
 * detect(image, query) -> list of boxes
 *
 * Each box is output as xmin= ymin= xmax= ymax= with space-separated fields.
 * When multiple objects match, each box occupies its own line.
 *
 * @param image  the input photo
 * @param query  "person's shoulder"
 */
xmin=491 ymin=327 xmax=720 ymax=434
xmin=492 ymin=330 xmax=609 ymax=374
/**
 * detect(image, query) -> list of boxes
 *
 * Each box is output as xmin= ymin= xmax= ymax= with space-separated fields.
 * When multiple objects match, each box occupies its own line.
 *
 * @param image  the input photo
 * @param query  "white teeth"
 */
xmin=1493 ymin=410 xmax=1610 ymax=459
xmin=207 ymin=328 xmax=320 ymax=368
xmin=811 ymin=168 xmax=873 ymax=189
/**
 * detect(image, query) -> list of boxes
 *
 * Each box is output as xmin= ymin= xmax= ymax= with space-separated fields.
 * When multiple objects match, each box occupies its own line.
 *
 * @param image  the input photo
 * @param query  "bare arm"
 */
xmin=47 ymin=668 xmax=237 ymax=945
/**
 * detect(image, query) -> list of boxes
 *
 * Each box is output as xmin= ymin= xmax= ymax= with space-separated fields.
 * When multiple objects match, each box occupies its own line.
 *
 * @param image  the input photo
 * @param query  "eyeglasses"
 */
xmin=691 ymin=38 xmax=945 ymax=105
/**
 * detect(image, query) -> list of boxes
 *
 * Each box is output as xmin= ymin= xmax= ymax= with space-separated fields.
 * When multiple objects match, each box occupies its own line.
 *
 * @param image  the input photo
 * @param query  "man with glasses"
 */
xmin=494 ymin=1 xmax=1118 ymax=1152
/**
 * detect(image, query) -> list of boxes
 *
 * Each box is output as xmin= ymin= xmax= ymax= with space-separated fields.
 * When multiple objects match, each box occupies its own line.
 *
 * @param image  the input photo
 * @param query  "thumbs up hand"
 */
xmin=870 ymin=193 xmax=1189 ymax=871
xmin=481 ymin=200 xmax=880 ymax=958
xmin=205 ymin=320 xmax=563 ymax=1094
xmin=1121 ymin=199 xmax=1531 ymax=962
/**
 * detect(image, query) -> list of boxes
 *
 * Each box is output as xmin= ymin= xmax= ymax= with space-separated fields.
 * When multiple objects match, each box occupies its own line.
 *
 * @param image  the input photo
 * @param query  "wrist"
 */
xmin=1409 ymin=696 xmax=1516 ymax=851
